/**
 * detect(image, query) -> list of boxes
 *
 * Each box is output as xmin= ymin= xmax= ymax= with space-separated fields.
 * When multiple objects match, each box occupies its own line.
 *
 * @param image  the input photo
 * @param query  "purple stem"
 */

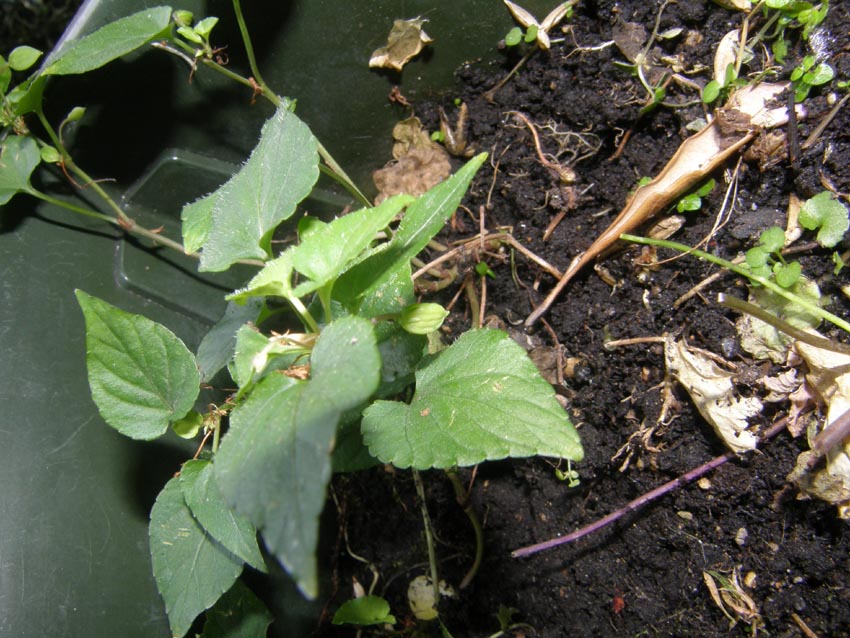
xmin=512 ymin=417 xmax=789 ymax=559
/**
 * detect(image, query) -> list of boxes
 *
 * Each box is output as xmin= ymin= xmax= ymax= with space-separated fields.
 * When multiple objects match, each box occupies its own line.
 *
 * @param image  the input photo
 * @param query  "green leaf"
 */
xmin=194 ymin=17 xmax=219 ymax=39
xmin=0 ymin=135 xmax=40 ymax=205
xmin=43 ymin=6 xmax=173 ymax=76
xmin=39 ymin=145 xmax=61 ymax=163
xmin=177 ymin=25 xmax=204 ymax=45
xmin=332 ymin=596 xmax=396 ymax=626
xmin=505 ymin=26 xmax=523 ymax=46
xmin=172 ymin=410 xmax=203 ymax=438
xmin=799 ymin=191 xmax=850 ymax=248
xmin=774 ymin=260 xmax=802 ymax=288
xmin=362 ymin=329 xmax=583 ymax=469
xmin=702 ymin=79 xmax=721 ymax=104
xmin=336 ymin=153 xmax=486 ymax=309
xmin=180 ymin=460 xmax=266 ymax=572
xmin=75 ymin=290 xmax=200 ymax=440
xmin=803 ymin=62 xmax=834 ymax=86
xmin=758 ymin=226 xmax=786 ymax=254
xmin=8 ymin=45 xmax=42 ymax=71
xmin=199 ymin=105 xmax=319 ymax=272
xmin=289 ymin=194 xmax=414 ymax=297
xmin=214 ymin=316 xmax=381 ymax=598
xmin=676 ymin=193 xmax=701 ymax=212
xmin=150 ymin=476 xmax=243 ymax=638
xmin=196 ymin=299 xmax=264 ymax=382
xmin=745 ymin=246 xmax=769 ymax=270
xmin=181 ymin=191 xmax=217 ymax=254
xmin=201 ymin=580 xmax=272 ymax=638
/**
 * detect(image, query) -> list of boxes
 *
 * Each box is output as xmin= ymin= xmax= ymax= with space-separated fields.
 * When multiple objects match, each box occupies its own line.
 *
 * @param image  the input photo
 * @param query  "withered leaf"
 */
xmin=369 ymin=18 xmax=433 ymax=72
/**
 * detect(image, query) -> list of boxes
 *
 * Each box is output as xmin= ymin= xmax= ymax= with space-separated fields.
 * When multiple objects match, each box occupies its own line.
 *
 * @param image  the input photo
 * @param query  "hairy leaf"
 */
xmin=336 ymin=153 xmax=486 ymax=310
xmin=200 ymin=580 xmax=273 ymax=638
xmin=196 ymin=299 xmax=264 ymax=382
xmin=199 ymin=105 xmax=319 ymax=271
xmin=43 ymin=6 xmax=173 ymax=76
xmin=362 ymin=329 xmax=583 ymax=468
xmin=214 ymin=316 xmax=380 ymax=598
xmin=181 ymin=191 xmax=217 ymax=255
xmin=76 ymin=290 xmax=200 ymax=440
xmin=0 ymin=135 xmax=40 ymax=205
xmin=180 ymin=460 xmax=266 ymax=572
xmin=150 ymin=477 xmax=243 ymax=638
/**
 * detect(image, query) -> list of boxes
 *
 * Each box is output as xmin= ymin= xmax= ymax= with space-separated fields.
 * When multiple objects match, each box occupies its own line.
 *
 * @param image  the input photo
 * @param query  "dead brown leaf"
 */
xmin=369 ymin=18 xmax=433 ymax=72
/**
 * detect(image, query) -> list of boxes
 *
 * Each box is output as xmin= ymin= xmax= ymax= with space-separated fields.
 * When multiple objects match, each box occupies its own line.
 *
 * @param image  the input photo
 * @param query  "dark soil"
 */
xmin=319 ymin=2 xmax=850 ymax=637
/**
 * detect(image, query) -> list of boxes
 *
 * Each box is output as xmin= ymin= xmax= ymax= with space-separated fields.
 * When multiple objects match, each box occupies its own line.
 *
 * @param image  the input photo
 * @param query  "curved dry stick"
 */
xmin=525 ymin=83 xmax=797 ymax=326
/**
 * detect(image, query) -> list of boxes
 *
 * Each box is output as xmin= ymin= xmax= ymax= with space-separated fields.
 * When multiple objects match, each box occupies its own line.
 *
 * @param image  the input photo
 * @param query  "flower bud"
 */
xmin=398 ymin=303 xmax=448 ymax=335
xmin=173 ymin=10 xmax=194 ymax=27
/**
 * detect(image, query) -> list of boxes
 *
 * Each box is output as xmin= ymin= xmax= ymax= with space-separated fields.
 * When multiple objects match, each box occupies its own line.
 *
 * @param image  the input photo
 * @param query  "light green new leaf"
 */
xmin=196 ymin=299 xmax=264 ymax=382
xmin=180 ymin=460 xmax=266 ymax=572
xmin=336 ymin=153 xmax=486 ymax=309
xmin=799 ymin=191 xmax=849 ymax=248
xmin=0 ymin=135 xmax=40 ymax=205
xmin=332 ymin=595 xmax=396 ymax=626
xmin=76 ymin=290 xmax=200 ymax=440
xmin=150 ymin=476 xmax=243 ymax=638
xmin=289 ymin=194 xmax=413 ymax=297
xmin=43 ymin=6 xmax=173 ymax=76
xmin=181 ymin=191 xmax=217 ymax=254
xmin=362 ymin=329 xmax=583 ymax=468
xmin=200 ymin=105 xmax=319 ymax=272
xmin=8 ymin=45 xmax=42 ymax=71
xmin=214 ymin=316 xmax=380 ymax=598
xmin=200 ymin=580 xmax=273 ymax=638
xmin=227 ymin=254 xmax=294 ymax=304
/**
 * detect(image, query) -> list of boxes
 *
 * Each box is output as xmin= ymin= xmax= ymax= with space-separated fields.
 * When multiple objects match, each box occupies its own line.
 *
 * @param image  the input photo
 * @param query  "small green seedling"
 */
xmin=677 ymin=179 xmax=715 ymax=212
xmin=745 ymin=226 xmax=801 ymax=288
xmin=476 ymin=261 xmax=496 ymax=279
xmin=502 ymin=1 xmax=573 ymax=51
xmin=799 ymin=190 xmax=850 ymax=248
xmin=555 ymin=460 xmax=580 ymax=487
xmin=332 ymin=595 xmax=396 ymax=627
xmin=703 ymin=63 xmax=747 ymax=105
xmin=791 ymin=54 xmax=834 ymax=101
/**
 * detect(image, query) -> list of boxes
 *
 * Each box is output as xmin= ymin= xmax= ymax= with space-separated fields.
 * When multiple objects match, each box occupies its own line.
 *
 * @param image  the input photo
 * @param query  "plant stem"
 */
xmin=621 ymin=233 xmax=850 ymax=334
xmin=413 ymin=469 xmax=441 ymax=605
xmin=718 ymin=293 xmax=850 ymax=355
xmin=31 ymin=190 xmax=116 ymax=224
xmin=446 ymin=469 xmax=484 ymax=590
xmin=231 ymin=0 xmax=268 ymax=92
xmin=512 ymin=417 xmax=789 ymax=558
xmin=228 ymin=0 xmax=370 ymax=207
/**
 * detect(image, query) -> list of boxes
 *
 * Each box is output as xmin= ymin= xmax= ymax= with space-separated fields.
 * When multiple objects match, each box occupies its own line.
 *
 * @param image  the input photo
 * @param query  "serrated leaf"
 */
xmin=199 ymin=104 xmax=319 ymax=272
xmin=150 ymin=477 xmax=243 ymax=638
xmin=76 ymin=290 xmax=200 ymax=440
xmin=180 ymin=460 xmax=266 ymax=572
xmin=214 ymin=316 xmax=380 ymax=598
xmin=181 ymin=191 xmax=217 ymax=254
xmin=196 ymin=299 xmax=264 ymax=382
xmin=336 ymin=153 xmax=486 ymax=310
xmin=289 ymin=194 xmax=413 ymax=297
xmin=43 ymin=6 xmax=173 ymax=76
xmin=800 ymin=191 xmax=850 ymax=248
xmin=201 ymin=580 xmax=272 ymax=638
xmin=333 ymin=596 xmax=396 ymax=626
xmin=362 ymin=329 xmax=583 ymax=469
xmin=0 ymin=135 xmax=40 ymax=205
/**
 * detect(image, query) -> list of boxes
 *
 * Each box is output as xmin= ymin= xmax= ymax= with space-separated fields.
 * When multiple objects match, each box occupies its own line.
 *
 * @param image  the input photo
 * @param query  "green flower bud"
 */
xmin=173 ymin=10 xmax=194 ymax=27
xmin=398 ymin=303 xmax=448 ymax=335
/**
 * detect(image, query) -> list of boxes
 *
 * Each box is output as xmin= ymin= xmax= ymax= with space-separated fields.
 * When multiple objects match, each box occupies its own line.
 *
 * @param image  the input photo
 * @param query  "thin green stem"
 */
xmin=287 ymin=294 xmax=320 ymax=334
xmin=446 ymin=469 xmax=484 ymax=590
xmin=231 ymin=0 xmax=268 ymax=90
xmin=30 ymin=190 xmax=116 ymax=224
xmin=413 ymin=469 xmax=441 ymax=607
xmin=621 ymin=233 xmax=850 ymax=334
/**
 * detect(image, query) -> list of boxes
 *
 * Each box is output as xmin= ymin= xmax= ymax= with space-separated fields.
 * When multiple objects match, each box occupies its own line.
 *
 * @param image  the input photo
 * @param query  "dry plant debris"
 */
xmin=368 ymin=17 xmax=433 ymax=72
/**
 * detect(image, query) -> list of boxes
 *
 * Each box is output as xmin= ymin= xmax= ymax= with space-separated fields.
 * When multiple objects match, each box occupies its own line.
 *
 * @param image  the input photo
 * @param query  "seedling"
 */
xmin=676 ymin=179 xmax=715 ymax=213
xmin=744 ymin=226 xmax=802 ymax=288
xmin=790 ymin=54 xmax=834 ymax=101
xmin=0 ymin=4 xmax=583 ymax=634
